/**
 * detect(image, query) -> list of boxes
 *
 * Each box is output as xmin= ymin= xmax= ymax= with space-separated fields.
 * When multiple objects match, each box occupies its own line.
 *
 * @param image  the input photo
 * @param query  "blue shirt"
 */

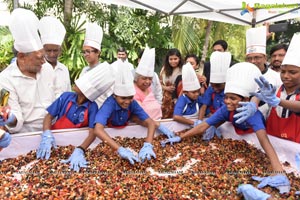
xmin=206 ymin=105 xmax=265 ymax=132
xmin=202 ymin=86 xmax=225 ymax=111
xmin=173 ymin=94 xmax=203 ymax=116
xmin=94 ymin=95 xmax=149 ymax=126
xmin=47 ymin=92 xmax=98 ymax=128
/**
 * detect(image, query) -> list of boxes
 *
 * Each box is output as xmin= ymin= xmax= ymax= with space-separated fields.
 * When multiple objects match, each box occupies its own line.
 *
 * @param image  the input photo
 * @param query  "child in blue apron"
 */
xmin=36 ymin=62 xmax=114 ymax=161
xmin=162 ymin=63 xmax=290 ymax=194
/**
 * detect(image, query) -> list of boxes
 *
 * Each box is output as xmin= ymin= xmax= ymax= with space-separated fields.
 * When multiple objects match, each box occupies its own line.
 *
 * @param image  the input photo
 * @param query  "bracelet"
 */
xmin=77 ymin=146 xmax=86 ymax=154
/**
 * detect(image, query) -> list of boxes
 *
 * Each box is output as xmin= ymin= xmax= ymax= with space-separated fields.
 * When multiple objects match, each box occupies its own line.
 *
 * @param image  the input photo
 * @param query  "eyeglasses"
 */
xmin=246 ymin=55 xmax=264 ymax=62
xmin=81 ymin=49 xmax=97 ymax=55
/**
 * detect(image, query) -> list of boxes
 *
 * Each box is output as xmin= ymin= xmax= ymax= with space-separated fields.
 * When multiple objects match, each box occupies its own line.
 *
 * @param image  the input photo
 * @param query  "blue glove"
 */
xmin=250 ymin=76 xmax=280 ymax=107
xmin=157 ymin=124 xmax=175 ymax=139
xmin=36 ymin=130 xmax=57 ymax=160
xmin=252 ymin=174 xmax=291 ymax=194
xmin=118 ymin=147 xmax=139 ymax=165
xmin=0 ymin=132 xmax=11 ymax=148
xmin=160 ymin=136 xmax=181 ymax=147
xmin=202 ymin=126 xmax=221 ymax=141
xmin=193 ymin=119 xmax=202 ymax=127
xmin=60 ymin=147 xmax=88 ymax=172
xmin=0 ymin=112 xmax=16 ymax=126
xmin=237 ymin=184 xmax=271 ymax=200
xmin=234 ymin=102 xmax=257 ymax=124
xmin=139 ymin=142 xmax=156 ymax=162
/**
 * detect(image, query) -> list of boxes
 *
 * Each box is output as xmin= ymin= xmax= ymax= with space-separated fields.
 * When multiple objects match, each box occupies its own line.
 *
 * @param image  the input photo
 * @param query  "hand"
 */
xmin=0 ymin=112 xmax=16 ymax=126
xmin=36 ymin=130 xmax=57 ymax=160
xmin=138 ymin=142 xmax=156 ymax=162
xmin=0 ymin=132 xmax=11 ymax=148
xmin=157 ymin=124 xmax=175 ymax=139
xmin=193 ymin=119 xmax=202 ymax=127
xmin=202 ymin=126 xmax=221 ymax=141
xmin=252 ymin=174 xmax=291 ymax=194
xmin=234 ymin=102 xmax=257 ymax=124
xmin=118 ymin=147 xmax=139 ymax=165
xmin=250 ymin=76 xmax=280 ymax=107
xmin=237 ymin=184 xmax=271 ymax=200
xmin=60 ymin=148 xmax=88 ymax=172
xmin=160 ymin=136 xmax=181 ymax=147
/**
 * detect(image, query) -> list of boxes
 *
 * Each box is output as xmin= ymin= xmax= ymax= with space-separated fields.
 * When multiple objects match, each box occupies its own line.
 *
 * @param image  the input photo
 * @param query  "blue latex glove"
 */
xmin=139 ymin=142 xmax=156 ymax=162
xmin=234 ymin=102 xmax=257 ymax=124
xmin=250 ymin=76 xmax=280 ymax=107
xmin=237 ymin=184 xmax=271 ymax=200
xmin=36 ymin=130 xmax=57 ymax=160
xmin=0 ymin=112 xmax=16 ymax=126
xmin=118 ymin=147 xmax=139 ymax=165
xmin=157 ymin=124 xmax=175 ymax=139
xmin=0 ymin=132 xmax=11 ymax=148
xmin=296 ymin=153 xmax=300 ymax=171
xmin=202 ymin=126 xmax=221 ymax=141
xmin=193 ymin=119 xmax=202 ymax=127
xmin=252 ymin=174 xmax=291 ymax=194
xmin=60 ymin=147 xmax=88 ymax=172
xmin=160 ymin=136 xmax=181 ymax=147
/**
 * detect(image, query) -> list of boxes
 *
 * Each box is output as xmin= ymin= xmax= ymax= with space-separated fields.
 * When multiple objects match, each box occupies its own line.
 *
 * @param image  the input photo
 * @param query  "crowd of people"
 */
xmin=1 ymin=7 xmax=299 ymax=198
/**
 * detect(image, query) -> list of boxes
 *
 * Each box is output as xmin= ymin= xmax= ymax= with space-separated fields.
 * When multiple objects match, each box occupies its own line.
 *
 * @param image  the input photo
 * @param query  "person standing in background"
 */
xmin=268 ymin=44 xmax=288 ymax=73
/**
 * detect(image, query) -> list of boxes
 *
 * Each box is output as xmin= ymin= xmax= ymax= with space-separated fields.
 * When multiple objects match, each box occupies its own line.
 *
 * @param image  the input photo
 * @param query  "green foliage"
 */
xmin=0 ymin=27 xmax=13 ymax=70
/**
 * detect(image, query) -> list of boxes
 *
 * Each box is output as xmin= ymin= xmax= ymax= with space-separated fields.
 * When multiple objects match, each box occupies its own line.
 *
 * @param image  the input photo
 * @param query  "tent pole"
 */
xmin=251 ymin=10 xmax=256 ymax=27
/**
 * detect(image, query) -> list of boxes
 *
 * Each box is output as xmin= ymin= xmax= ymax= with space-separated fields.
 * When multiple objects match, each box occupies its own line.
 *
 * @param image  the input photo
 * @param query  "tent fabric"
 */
xmin=94 ymin=0 xmax=300 ymax=26
xmin=1 ymin=120 xmax=300 ymax=175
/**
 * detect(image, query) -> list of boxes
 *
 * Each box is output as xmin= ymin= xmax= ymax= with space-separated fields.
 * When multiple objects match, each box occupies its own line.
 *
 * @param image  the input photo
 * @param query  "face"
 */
xmin=185 ymin=90 xmax=200 ymax=101
xmin=44 ymin=44 xmax=61 ymax=66
xmin=82 ymin=46 xmax=100 ymax=66
xmin=117 ymin=51 xmax=127 ymax=62
xmin=186 ymin=57 xmax=198 ymax=70
xmin=213 ymin=44 xmax=225 ymax=52
xmin=245 ymin=53 xmax=267 ymax=72
xmin=18 ymin=49 xmax=46 ymax=76
xmin=280 ymin=65 xmax=300 ymax=93
xmin=224 ymin=93 xmax=244 ymax=111
xmin=210 ymin=83 xmax=225 ymax=94
xmin=168 ymin=55 xmax=180 ymax=68
xmin=114 ymin=95 xmax=134 ymax=109
xmin=270 ymin=49 xmax=286 ymax=69
xmin=135 ymin=75 xmax=152 ymax=91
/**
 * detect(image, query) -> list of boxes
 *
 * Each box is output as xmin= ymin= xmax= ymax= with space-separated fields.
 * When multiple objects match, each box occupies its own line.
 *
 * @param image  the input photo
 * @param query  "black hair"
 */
xmin=184 ymin=54 xmax=200 ymax=65
xmin=212 ymin=40 xmax=228 ymax=51
xmin=269 ymin=44 xmax=288 ymax=56
xmin=163 ymin=48 xmax=183 ymax=77
xmin=117 ymin=47 xmax=127 ymax=54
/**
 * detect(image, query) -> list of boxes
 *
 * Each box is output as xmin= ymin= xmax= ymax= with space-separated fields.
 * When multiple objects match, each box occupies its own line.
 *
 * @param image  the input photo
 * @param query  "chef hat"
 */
xmin=75 ymin=62 xmax=114 ymax=101
xmin=39 ymin=16 xmax=66 ymax=46
xmin=224 ymin=62 xmax=261 ymax=97
xmin=83 ymin=23 xmax=103 ymax=51
xmin=135 ymin=47 xmax=155 ymax=77
xmin=182 ymin=62 xmax=200 ymax=91
xmin=113 ymin=61 xmax=135 ymax=96
xmin=282 ymin=33 xmax=300 ymax=67
xmin=210 ymin=51 xmax=231 ymax=83
xmin=246 ymin=26 xmax=266 ymax=55
xmin=9 ymin=8 xmax=43 ymax=53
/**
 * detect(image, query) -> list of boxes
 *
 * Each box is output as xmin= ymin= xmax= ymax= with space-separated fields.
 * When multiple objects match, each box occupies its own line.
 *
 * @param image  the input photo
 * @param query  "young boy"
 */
xmin=162 ymin=62 xmax=290 ymax=194
xmin=36 ymin=62 xmax=114 ymax=160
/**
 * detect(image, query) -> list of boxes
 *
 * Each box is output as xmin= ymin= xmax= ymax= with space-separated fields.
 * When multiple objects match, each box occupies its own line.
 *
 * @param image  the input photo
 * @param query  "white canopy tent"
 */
xmin=94 ymin=0 xmax=300 ymax=26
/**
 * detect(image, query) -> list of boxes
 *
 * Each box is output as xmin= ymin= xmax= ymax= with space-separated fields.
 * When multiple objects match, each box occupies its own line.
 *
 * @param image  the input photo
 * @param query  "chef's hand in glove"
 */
xmin=202 ymin=126 xmax=221 ymax=141
xmin=60 ymin=147 xmax=88 ymax=172
xmin=0 ymin=132 xmax=11 ymax=148
xmin=234 ymin=102 xmax=257 ymax=124
xmin=139 ymin=142 xmax=156 ymax=162
xmin=160 ymin=136 xmax=181 ymax=147
xmin=0 ymin=112 xmax=16 ymax=126
xmin=193 ymin=119 xmax=202 ymax=127
xmin=252 ymin=174 xmax=290 ymax=194
xmin=118 ymin=146 xmax=139 ymax=165
xmin=237 ymin=184 xmax=271 ymax=200
xmin=36 ymin=130 xmax=57 ymax=160
xmin=157 ymin=124 xmax=175 ymax=139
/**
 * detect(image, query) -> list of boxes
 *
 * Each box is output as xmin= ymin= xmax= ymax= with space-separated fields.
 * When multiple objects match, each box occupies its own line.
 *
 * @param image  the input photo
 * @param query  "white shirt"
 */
xmin=111 ymin=59 xmax=134 ymax=75
xmin=0 ymin=62 xmax=56 ymax=133
xmin=262 ymin=68 xmax=282 ymax=89
xmin=151 ymin=72 xmax=163 ymax=105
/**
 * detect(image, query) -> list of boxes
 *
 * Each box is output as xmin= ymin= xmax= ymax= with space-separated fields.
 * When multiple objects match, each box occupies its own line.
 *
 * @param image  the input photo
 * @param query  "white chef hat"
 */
xmin=39 ymin=16 xmax=66 ymax=46
xmin=224 ymin=62 xmax=261 ymax=97
xmin=83 ymin=23 xmax=103 ymax=51
xmin=135 ymin=47 xmax=155 ymax=77
xmin=113 ymin=61 xmax=135 ymax=96
xmin=282 ymin=33 xmax=300 ymax=67
xmin=246 ymin=26 xmax=266 ymax=55
xmin=182 ymin=62 xmax=200 ymax=91
xmin=9 ymin=8 xmax=43 ymax=53
xmin=210 ymin=51 xmax=231 ymax=83
xmin=75 ymin=62 xmax=114 ymax=101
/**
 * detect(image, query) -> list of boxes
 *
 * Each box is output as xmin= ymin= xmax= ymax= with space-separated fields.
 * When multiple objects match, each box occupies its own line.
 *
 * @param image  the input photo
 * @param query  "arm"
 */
xmin=135 ymin=117 xmax=155 ymax=144
xmin=94 ymin=123 xmax=120 ymax=150
xmin=278 ymin=99 xmax=300 ymax=113
xmin=180 ymin=121 xmax=210 ymax=139
xmin=199 ymin=104 xmax=207 ymax=120
xmin=173 ymin=115 xmax=194 ymax=126
xmin=42 ymin=113 xmax=54 ymax=131
xmin=79 ymin=128 xmax=96 ymax=149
